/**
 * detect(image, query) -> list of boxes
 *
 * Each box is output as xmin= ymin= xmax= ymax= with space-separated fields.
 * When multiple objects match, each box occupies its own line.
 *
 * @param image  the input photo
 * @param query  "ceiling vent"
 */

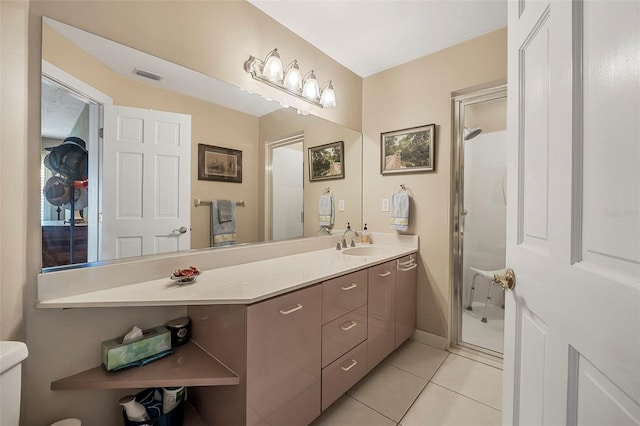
xmin=133 ymin=68 xmax=163 ymax=81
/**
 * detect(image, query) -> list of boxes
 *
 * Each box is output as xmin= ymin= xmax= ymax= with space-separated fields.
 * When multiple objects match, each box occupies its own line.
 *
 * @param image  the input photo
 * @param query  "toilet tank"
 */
xmin=0 ymin=341 xmax=29 ymax=426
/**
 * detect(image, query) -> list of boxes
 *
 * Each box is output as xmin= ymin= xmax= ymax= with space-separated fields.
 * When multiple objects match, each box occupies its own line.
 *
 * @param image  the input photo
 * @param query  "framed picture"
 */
xmin=380 ymin=124 xmax=436 ymax=175
xmin=308 ymin=141 xmax=345 ymax=182
xmin=198 ymin=144 xmax=242 ymax=183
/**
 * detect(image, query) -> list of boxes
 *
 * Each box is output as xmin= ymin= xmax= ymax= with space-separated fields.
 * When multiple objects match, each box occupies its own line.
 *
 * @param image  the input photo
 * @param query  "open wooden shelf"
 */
xmin=51 ymin=341 xmax=239 ymax=390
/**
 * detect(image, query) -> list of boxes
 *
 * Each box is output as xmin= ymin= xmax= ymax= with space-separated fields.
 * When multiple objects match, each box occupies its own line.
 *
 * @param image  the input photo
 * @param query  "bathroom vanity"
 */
xmin=39 ymin=234 xmax=418 ymax=425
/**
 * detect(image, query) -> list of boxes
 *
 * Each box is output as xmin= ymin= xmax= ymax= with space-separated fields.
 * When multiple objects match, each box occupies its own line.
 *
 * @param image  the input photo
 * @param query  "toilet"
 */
xmin=0 ymin=341 xmax=81 ymax=426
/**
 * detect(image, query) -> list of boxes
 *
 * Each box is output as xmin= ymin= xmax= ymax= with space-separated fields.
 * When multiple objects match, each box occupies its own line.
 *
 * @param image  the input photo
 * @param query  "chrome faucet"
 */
xmin=317 ymin=225 xmax=331 ymax=235
xmin=342 ymin=222 xmax=359 ymax=248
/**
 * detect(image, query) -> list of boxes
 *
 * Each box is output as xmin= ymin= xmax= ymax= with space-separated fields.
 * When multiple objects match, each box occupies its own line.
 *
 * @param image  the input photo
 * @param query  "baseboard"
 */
xmin=411 ymin=329 xmax=447 ymax=350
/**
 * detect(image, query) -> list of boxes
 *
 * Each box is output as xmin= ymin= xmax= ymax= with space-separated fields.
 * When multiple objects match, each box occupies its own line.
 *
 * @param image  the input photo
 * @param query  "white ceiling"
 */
xmin=249 ymin=0 xmax=508 ymax=77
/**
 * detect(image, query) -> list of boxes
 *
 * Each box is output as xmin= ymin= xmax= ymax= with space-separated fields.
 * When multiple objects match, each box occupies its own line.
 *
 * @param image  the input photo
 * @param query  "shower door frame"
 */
xmin=450 ymin=83 xmax=507 ymax=359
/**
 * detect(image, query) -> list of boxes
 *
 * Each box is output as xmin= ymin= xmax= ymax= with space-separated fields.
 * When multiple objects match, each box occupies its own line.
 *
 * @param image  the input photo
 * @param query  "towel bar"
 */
xmin=194 ymin=199 xmax=245 ymax=207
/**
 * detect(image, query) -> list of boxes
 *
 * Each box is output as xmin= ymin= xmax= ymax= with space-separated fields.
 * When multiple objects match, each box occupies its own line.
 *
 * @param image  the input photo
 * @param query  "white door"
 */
xmin=100 ymin=105 xmax=191 ymax=260
xmin=272 ymin=141 xmax=304 ymax=240
xmin=504 ymin=1 xmax=639 ymax=425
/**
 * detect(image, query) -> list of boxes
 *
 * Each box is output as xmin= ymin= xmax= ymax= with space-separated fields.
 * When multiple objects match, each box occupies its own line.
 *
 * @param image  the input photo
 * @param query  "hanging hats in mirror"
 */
xmin=43 ymin=176 xmax=74 ymax=206
xmin=45 ymin=136 xmax=88 ymax=181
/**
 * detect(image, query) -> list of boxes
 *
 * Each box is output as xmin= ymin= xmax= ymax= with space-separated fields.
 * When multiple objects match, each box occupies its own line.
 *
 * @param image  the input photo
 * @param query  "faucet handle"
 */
xmin=350 ymin=240 xmax=356 ymax=247
xmin=336 ymin=241 xmax=342 ymax=250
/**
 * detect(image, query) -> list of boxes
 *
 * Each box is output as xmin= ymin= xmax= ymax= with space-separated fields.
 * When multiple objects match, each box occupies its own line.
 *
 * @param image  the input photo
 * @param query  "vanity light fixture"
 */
xmin=244 ymin=48 xmax=336 ymax=108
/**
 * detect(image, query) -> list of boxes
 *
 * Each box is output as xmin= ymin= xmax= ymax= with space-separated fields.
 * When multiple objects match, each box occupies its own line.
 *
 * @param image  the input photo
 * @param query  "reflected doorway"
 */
xmin=266 ymin=134 xmax=304 ymax=241
xmin=452 ymin=84 xmax=507 ymax=357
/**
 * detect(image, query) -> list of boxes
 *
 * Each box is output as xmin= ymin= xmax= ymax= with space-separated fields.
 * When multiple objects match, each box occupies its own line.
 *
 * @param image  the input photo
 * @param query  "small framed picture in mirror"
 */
xmin=381 ymin=123 xmax=436 ymax=174
xmin=198 ymin=144 xmax=242 ymax=183
xmin=308 ymin=141 xmax=345 ymax=182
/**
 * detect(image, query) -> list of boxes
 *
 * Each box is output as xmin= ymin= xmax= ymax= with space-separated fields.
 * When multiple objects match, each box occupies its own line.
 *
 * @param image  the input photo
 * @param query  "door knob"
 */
xmin=494 ymin=268 xmax=516 ymax=290
xmin=173 ymin=226 xmax=188 ymax=234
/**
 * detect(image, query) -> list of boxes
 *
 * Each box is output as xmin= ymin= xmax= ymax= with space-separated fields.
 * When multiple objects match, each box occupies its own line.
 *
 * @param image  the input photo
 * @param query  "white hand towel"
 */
xmin=390 ymin=192 xmax=410 ymax=231
xmin=318 ymin=194 xmax=334 ymax=226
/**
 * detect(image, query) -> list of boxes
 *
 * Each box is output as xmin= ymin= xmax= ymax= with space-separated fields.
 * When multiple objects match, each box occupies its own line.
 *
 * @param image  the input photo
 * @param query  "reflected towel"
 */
xmin=211 ymin=200 xmax=236 ymax=246
xmin=318 ymin=194 xmax=334 ymax=227
xmin=218 ymin=199 xmax=233 ymax=223
xmin=390 ymin=192 xmax=410 ymax=231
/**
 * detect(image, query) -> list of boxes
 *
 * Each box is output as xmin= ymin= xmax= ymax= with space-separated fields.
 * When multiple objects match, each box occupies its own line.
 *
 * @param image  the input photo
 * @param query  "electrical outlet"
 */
xmin=338 ymin=199 xmax=345 ymax=211
xmin=382 ymin=198 xmax=390 ymax=212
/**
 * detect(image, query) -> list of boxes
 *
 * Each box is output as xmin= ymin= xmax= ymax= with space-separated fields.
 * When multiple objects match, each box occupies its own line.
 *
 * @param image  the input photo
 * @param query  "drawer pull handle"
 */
xmin=279 ymin=304 xmax=302 ymax=315
xmin=341 ymin=283 xmax=358 ymax=291
xmin=398 ymin=258 xmax=414 ymax=266
xmin=399 ymin=263 xmax=417 ymax=272
xmin=340 ymin=321 xmax=357 ymax=331
xmin=378 ymin=271 xmax=392 ymax=277
xmin=341 ymin=359 xmax=357 ymax=371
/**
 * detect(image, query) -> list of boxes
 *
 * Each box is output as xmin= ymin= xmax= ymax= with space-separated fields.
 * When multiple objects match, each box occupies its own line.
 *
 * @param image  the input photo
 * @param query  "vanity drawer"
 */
xmin=322 ymin=305 xmax=367 ymax=367
xmin=322 ymin=269 xmax=367 ymax=325
xmin=322 ymin=340 xmax=368 ymax=411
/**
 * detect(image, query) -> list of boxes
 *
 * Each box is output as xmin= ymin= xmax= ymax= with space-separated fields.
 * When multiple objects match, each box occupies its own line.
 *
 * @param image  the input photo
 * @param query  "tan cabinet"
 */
xmin=321 ymin=340 xmax=368 ymax=411
xmin=246 ymin=285 xmax=322 ymax=426
xmin=320 ymin=271 xmax=368 ymax=410
xmin=189 ymin=252 xmax=417 ymax=424
xmin=395 ymin=254 xmax=417 ymax=348
xmin=322 ymin=269 xmax=367 ymax=324
xmin=367 ymin=260 xmax=397 ymax=370
xmin=322 ymin=305 xmax=367 ymax=367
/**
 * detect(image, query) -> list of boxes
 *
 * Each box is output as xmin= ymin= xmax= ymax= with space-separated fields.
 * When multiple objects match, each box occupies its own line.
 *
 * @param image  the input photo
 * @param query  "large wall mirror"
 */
xmin=40 ymin=17 xmax=362 ymax=271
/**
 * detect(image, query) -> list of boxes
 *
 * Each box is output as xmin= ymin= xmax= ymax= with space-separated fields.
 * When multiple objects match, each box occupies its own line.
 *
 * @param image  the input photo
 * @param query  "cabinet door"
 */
xmin=367 ymin=260 xmax=396 ymax=370
xmin=395 ymin=254 xmax=417 ymax=348
xmin=246 ymin=285 xmax=321 ymax=426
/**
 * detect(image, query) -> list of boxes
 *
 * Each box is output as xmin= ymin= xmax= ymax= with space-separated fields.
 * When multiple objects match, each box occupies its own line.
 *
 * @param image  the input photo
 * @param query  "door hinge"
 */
xmin=99 ymin=128 xmax=104 ymax=138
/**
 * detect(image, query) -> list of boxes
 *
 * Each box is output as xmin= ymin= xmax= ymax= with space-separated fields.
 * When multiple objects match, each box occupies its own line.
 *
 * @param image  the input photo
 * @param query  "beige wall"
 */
xmin=43 ymin=23 xmax=260 ymax=249
xmin=0 ymin=1 xmax=29 ymax=342
xmin=18 ymin=2 xmax=362 ymax=424
xmin=466 ymin=98 xmax=508 ymax=133
xmin=362 ymin=28 xmax=507 ymax=339
xmin=31 ymin=0 xmax=362 ymax=131
xmin=258 ymin=109 xmax=363 ymax=239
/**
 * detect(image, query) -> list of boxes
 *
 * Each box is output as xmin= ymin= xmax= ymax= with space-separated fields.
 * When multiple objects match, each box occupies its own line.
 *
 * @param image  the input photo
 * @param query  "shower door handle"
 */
xmin=494 ymin=268 xmax=516 ymax=291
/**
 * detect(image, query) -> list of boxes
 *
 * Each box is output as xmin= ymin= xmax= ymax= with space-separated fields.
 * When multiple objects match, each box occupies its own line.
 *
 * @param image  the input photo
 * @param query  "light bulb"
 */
xmin=283 ymin=60 xmax=302 ymax=92
xmin=320 ymin=81 xmax=336 ymax=107
xmin=302 ymin=70 xmax=320 ymax=100
xmin=262 ymin=49 xmax=283 ymax=83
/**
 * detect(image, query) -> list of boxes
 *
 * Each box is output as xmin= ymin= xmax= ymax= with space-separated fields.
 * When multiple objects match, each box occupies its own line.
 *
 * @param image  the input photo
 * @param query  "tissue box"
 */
xmin=101 ymin=326 xmax=171 ymax=371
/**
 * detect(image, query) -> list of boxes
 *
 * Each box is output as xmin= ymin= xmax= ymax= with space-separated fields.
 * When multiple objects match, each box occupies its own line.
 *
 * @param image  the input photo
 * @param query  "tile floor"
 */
xmin=312 ymin=340 xmax=503 ymax=426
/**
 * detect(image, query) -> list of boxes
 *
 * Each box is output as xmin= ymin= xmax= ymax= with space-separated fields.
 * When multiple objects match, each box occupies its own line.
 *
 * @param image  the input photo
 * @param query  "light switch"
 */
xmin=338 ymin=199 xmax=345 ymax=211
xmin=382 ymin=198 xmax=390 ymax=212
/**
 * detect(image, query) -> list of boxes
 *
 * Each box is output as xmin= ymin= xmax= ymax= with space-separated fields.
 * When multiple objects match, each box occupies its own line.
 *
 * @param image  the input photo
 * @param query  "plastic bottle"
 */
xmin=162 ymin=386 xmax=185 ymax=414
xmin=119 ymin=395 xmax=151 ymax=422
xmin=361 ymin=223 xmax=370 ymax=244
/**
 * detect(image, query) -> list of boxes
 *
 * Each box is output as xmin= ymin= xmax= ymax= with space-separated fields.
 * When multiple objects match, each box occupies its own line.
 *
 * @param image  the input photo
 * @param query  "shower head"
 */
xmin=464 ymin=127 xmax=483 ymax=140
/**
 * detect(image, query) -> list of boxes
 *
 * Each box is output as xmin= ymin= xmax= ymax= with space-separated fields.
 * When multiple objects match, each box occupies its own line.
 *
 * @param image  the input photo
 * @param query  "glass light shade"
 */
xmin=283 ymin=60 xmax=302 ymax=92
xmin=262 ymin=49 xmax=283 ymax=83
xmin=319 ymin=81 xmax=336 ymax=107
xmin=302 ymin=70 xmax=320 ymax=100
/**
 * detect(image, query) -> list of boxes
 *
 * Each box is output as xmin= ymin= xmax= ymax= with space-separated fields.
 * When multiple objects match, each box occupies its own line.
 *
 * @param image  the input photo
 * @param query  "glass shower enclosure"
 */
xmin=452 ymin=84 xmax=507 ymax=357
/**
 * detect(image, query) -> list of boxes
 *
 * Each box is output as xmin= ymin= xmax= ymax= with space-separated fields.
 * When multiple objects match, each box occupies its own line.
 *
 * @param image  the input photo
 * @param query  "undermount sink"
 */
xmin=341 ymin=246 xmax=386 ymax=256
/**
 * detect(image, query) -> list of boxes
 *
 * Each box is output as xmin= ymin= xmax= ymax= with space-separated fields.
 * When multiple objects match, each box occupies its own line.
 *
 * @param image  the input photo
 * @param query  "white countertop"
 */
xmin=37 ymin=243 xmax=417 ymax=309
